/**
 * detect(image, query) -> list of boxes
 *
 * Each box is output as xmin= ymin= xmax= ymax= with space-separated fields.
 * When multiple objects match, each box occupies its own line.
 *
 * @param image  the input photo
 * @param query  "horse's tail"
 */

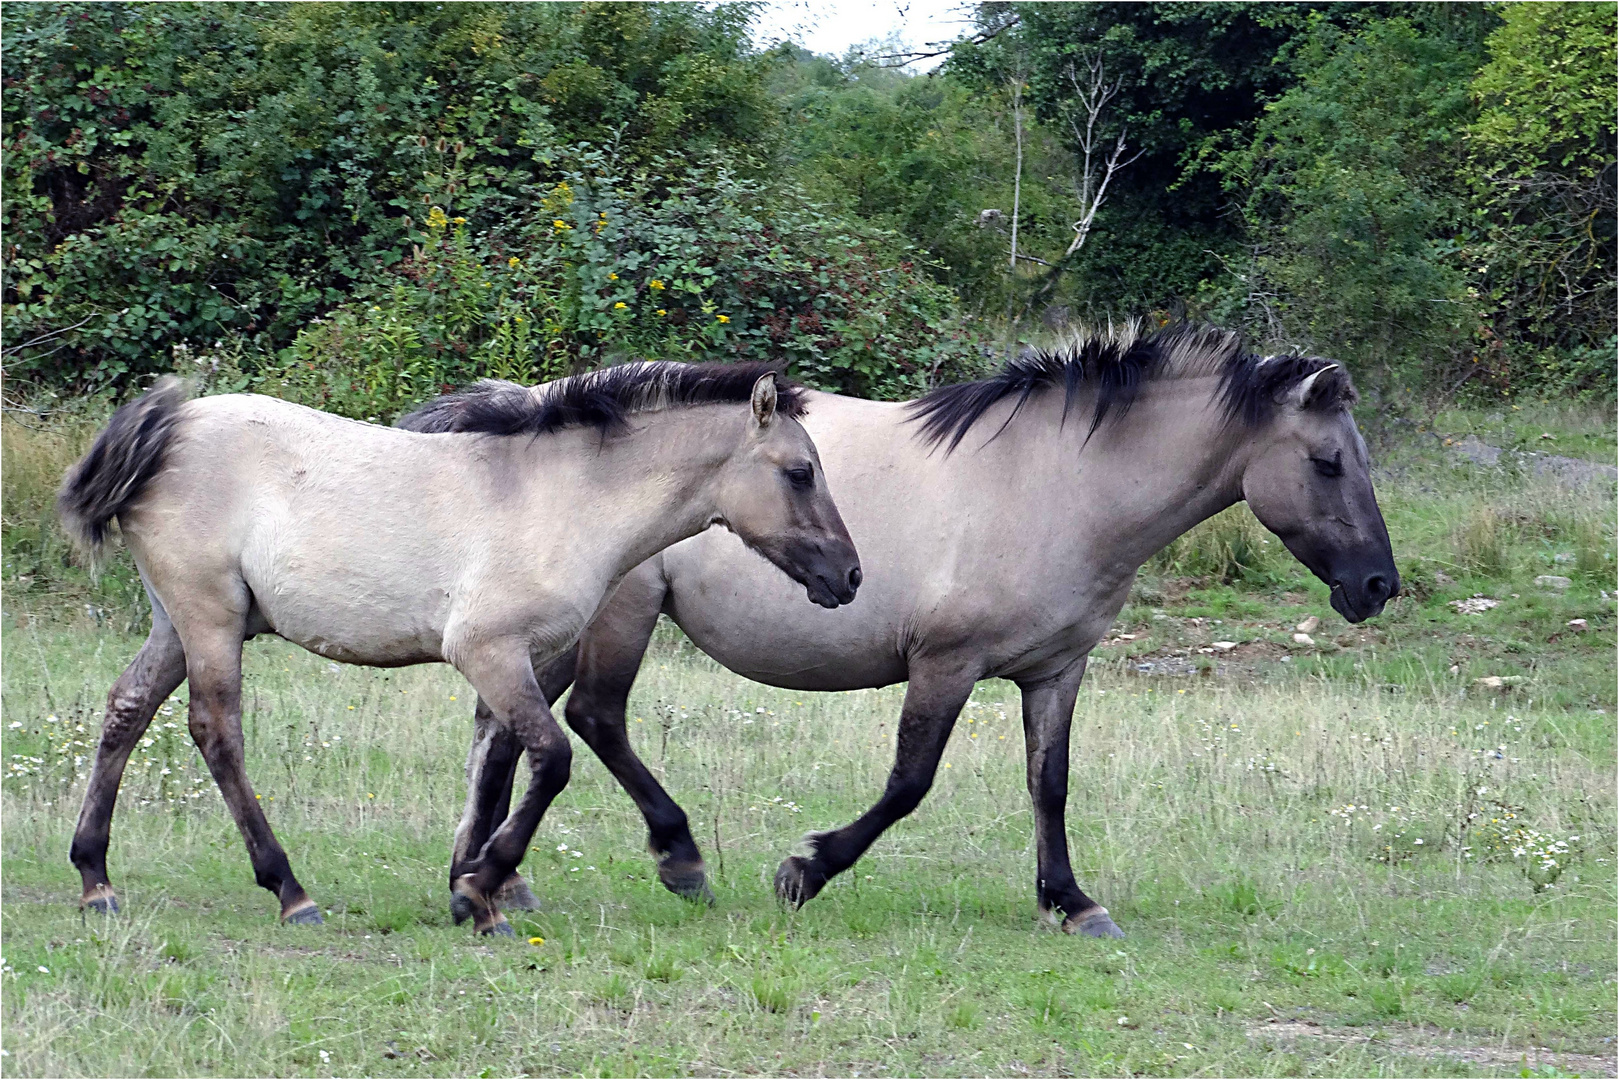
xmin=58 ymin=376 xmax=191 ymax=574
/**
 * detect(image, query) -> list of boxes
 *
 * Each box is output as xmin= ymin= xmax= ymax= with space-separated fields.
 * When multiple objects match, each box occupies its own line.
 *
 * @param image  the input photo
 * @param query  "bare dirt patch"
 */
xmin=1249 ymin=1018 xmax=1618 ymax=1076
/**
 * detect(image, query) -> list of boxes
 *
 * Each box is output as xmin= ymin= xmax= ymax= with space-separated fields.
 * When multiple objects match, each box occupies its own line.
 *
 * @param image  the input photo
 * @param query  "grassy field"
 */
xmin=1 ymin=401 xmax=1615 ymax=1077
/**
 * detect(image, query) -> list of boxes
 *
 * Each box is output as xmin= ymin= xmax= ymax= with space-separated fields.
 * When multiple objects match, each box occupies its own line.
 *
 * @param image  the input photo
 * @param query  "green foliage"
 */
xmin=1214 ymin=15 xmax=1486 ymax=380
xmin=770 ymin=48 xmax=1015 ymax=308
xmin=1460 ymin=3 xmax=1617 ymax=398
xmin=2 ymin=1 xmax=775 ymax=388
xmin=3 ymin=1 xmax=1611 ymax=404
xmin=268 ymin=154 xmax=984 ymax=419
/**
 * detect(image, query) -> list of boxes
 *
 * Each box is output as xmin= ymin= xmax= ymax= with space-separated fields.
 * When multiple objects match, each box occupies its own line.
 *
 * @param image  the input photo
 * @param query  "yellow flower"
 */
xmin=425 ymin=206 xmax=449 ymax=229
xmin=552 ymin=218 xmax=570 ymax=230
xmin=716 ymin=314 xmax=730 ymax=324
xmin=528 ymin=937 xmax=545 ymax=946
xmin=451 ymin=216 xmax=466 ymax=224
xmin=514 ymin=316 xmax=524 ymax=323
xmin=508 ymin=256 xmax=521 ymax=268
xmin=656 ymin=309 xmax=667 ymax=316
xmin=613 ymin=302 xmax=627 ymax=310
xmin=608 ymin=272 xmax=618 ymax=280
xmin=649 ymin=279 xmax=665 ymax=290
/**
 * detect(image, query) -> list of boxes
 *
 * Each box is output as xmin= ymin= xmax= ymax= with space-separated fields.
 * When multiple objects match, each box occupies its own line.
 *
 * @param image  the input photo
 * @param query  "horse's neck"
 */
xmin=545 ymin=409 xmax=735 ymax=579
xmin=1032 ymin=378 xmax=1253 ymax=571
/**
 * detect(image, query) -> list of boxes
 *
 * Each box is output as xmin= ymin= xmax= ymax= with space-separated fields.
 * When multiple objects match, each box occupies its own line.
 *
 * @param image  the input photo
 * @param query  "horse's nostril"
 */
xmin=1366 ymin=574 xmax=1390 ymax=600
xmin=848 ymin=566 xmax=863 ymax=591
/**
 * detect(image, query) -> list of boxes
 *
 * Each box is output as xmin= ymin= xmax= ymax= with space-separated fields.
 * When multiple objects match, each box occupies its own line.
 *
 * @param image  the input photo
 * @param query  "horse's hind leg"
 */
xmin=70 ymin=599 xmax=187 ymax=913
xmin=775 ymin=661 xmax=976 ymax=907
xmin=1018 ymin=660 xmax=1122 ymax=939
xmin=181 ymin=612 xmax=321 ymax=924
xmin=450 ymin=640 xmax=573 ymax=936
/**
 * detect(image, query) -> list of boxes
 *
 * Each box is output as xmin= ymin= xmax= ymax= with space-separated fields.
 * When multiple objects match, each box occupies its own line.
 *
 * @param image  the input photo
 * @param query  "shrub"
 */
xmin=266 ymin=154 xmax=987 ymax=419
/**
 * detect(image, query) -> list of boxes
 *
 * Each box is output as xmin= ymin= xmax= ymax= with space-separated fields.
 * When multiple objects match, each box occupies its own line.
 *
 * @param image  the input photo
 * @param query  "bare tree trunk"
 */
xmin=1062 ymin=51 xmax=1143 ymax=259
xmin=1009 ymin=76 xmax=1024 ymax=272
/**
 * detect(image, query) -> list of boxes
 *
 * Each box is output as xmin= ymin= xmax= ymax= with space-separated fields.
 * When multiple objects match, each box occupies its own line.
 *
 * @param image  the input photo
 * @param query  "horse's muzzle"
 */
xmin=806 ymin=560 xmax=862 ymax=608
xmin=1329 ymin=570 xmax=1399 ymax=623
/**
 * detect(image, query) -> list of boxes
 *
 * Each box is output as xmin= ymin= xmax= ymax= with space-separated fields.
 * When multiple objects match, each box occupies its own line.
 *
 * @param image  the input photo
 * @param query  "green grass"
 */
xmin=2 ymin=402 xmax=1615 ymax=1076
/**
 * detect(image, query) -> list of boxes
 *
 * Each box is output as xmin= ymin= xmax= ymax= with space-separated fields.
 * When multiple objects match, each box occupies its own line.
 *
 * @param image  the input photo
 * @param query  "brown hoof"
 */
xmin=81 ymin=883 xmax=120 ymax=915
xmin=281 ymin=898 xmax=324 ymax=925
xmin=1064 ymin=907 xmax=1124 ymax=939
xmin=453 ymin=874 xmax=506 ymax=935
xmin=657 ymin=859 xmax=715 ymax=905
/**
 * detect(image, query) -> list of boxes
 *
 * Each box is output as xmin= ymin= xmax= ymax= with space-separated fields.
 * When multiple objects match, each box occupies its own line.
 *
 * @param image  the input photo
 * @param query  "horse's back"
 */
xmin=120 ymin=395 xmax=478 ymax=659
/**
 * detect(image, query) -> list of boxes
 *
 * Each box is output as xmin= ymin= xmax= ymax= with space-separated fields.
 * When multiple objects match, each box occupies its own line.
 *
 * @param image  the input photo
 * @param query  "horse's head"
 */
xmin=1240 ymin=362 xmax=1399 ymax=623
xmin=714 ymin=374 xmax=861 ymax=609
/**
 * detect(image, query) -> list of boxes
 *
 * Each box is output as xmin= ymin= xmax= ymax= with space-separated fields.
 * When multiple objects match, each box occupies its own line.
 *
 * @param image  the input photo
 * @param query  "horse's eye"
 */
xmin=786 ymin=466 xmax=813 ymax=488
xmin=1311 ymin=455 xmax=1343 ymax=479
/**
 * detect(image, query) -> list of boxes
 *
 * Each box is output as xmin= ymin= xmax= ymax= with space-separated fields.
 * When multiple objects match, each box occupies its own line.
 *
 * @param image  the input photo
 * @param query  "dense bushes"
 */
xmin=270 ymin=154 xmax=983 ymax=417
xmin=1 ymin=2 xmax=782 ymax=389
xmin=4 ymin=2 xmax=1613 ymax=404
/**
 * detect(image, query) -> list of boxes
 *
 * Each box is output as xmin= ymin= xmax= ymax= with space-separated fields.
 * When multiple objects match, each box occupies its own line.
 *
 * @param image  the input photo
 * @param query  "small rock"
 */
xmin=1539 ymin=432 xmax=1556 ymax=440
xmin=1116 ymin=633 xmax=1136 ymax=641
xmin=1447 ymin=664 xmax=1460 ymax=674
xmin=1210 ymin=641 xmax=1238 ymax=652
xmin=1292 ymin=633 xmax=1315 ymax=646
xmin=1567 ymin=618 xmax=1589 ymax=632
xmin=1434 ymin=570 xmax=1455 ymax=585
xmin=1534 ymin=575 xmax=1572 ymax=591
xmin=1197 ymin=647 xmax=1214 ymax=655
xmin=1295 ymin=615 xmax=1320 ymax=634
xmin=1450 ymin=596 xmax=1500 ymax=615
xmin=1554 ymin=552 xmax=1575 ymax=564
xmin=1474 ymin=676 xmax=1505 ymax=690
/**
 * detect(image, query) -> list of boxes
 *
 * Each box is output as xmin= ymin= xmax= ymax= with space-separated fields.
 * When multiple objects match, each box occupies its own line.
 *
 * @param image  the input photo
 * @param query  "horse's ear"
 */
xmin=1284 ymin=364 xmax=1339 ymax=409
xmin=750 ymin=373 xmax=778 ymax=430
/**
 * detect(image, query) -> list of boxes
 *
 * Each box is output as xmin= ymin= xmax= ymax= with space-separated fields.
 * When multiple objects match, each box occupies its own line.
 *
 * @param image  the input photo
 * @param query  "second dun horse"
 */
xmin=59 ymin=362 xmax=860 ymax=935
xmin=412 ymin=323 xmax=1400 ymax=938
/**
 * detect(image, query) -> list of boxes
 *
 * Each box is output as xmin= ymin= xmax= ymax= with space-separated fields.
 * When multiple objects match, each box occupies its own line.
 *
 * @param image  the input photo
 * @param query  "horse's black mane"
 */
xmin=397 ymin=361 xmax=806 ymax=437
xmin=908 ymin=322 xmax=1356 ymax=453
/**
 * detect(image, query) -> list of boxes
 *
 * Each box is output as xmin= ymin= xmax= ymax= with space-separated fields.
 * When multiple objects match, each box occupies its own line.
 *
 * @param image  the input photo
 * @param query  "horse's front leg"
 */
xmin=450 ymin=639 xmax=573 ymax=936
xmin=450 ymin=648 xmax=576 ymax=920
xmin=774 ymin=660 xmax=976 ymax=906
xmin=1017 ymin=657 xmax=1123 ymax=938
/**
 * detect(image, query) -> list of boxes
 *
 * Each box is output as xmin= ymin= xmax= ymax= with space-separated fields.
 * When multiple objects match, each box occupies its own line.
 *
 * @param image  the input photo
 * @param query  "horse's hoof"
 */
xmin=773 ymin=856 xmax=826 ymax=908
xmin=282 ymin=901 xmax=324 ymax=926
xmin=1065 ymin=908 xmax=1124 ymax=939
xmin=82 ymin=885 xmax=120 ymax=915
xmin=481 ymin=918 xmax=516 ymax=938
xmin=657 ymin=860 xmax=715 ymax=905
xmin=494 ymin=875 xmax=541 ymax=911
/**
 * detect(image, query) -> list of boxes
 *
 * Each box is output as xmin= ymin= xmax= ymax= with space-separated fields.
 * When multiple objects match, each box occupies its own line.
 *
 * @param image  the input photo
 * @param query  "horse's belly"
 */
xmin=243 ymin=554 xmax=450 ymax=668
xmin=662 ymin=533 xmax=906 ymax=692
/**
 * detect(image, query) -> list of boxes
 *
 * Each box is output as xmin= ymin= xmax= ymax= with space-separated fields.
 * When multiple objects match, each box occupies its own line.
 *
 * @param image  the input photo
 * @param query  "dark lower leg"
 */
xmin=451 ymin=698 xmax=523 ymax=879
xmin=564 ymin=683 xmax=707 ymax=900
xmin=456 ymin=647 xmax=578 ymax=913
xmin=451 ymin=646 xmax=573 ymax=933
xmin=70 ymin=619 xmax=188 ymax=911
xmin=187 ymin=643 xmax=319 ymax=923
xmin=775 ymin=668 xmax=975 ymax=906
xmin=1019 ymin=665 xmax=1120 ymax=938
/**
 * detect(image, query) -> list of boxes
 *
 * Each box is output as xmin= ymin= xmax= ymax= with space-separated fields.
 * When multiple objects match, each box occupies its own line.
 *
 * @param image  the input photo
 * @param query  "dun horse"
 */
xmin=417 ymin=324 xmax=1399 ymax=937
xmin=60 ymin=363 xmax=860 ymax=934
